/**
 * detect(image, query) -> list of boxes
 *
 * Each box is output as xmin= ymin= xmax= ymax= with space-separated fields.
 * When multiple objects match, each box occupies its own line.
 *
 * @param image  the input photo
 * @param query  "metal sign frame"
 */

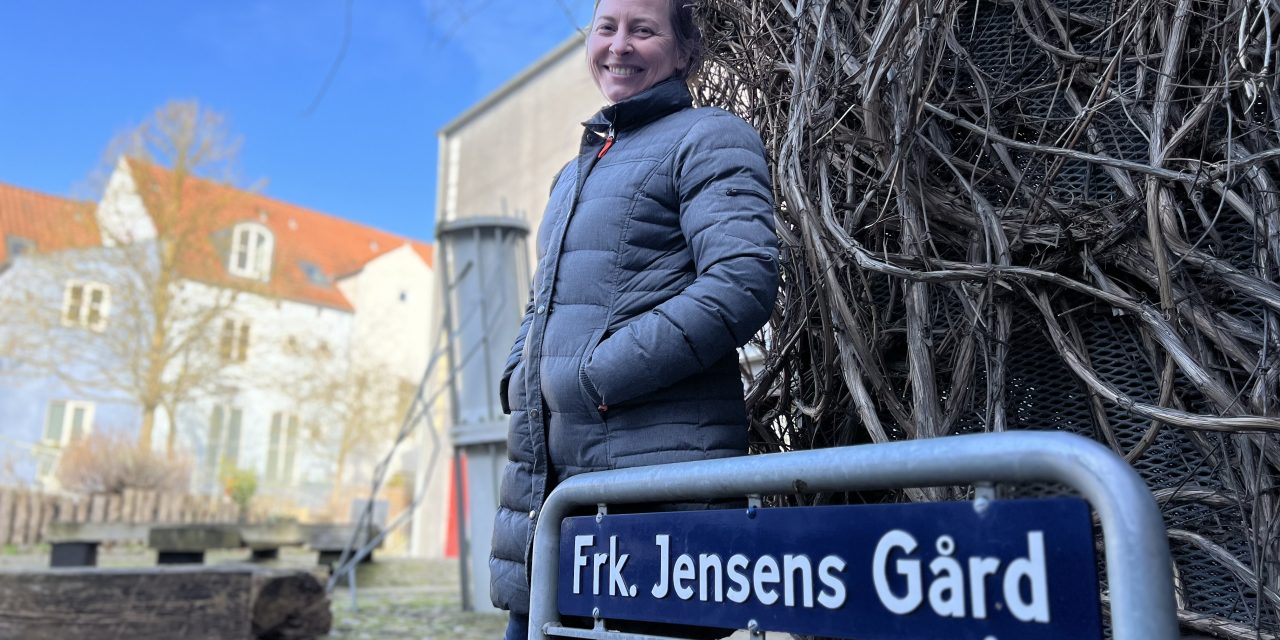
xmin=528 ymin=431 xmax=1178 ymax=640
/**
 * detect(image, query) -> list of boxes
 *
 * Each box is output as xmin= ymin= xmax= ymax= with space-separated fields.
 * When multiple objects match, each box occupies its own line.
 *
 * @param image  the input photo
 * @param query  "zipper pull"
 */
xmin=597 ymin=127 xmax=615 ymax=159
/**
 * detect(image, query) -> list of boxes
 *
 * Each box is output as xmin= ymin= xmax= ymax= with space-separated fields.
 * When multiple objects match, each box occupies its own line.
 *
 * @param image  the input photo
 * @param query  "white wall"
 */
xmin=337 ymin=243 xmax=434 ymax=382
xmin=95 ymin=158 xmax=156 ymax=246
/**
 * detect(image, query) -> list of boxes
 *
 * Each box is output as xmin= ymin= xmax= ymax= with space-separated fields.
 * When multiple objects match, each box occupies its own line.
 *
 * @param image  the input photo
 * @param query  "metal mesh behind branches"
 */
xmin=692 ymin=0 xmax=1280 ymax=636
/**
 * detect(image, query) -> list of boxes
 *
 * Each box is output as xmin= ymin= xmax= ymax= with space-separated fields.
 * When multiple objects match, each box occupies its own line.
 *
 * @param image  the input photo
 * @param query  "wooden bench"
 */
xmin=47 ymin=522 xmax=151 ymax=568
xmin=148 ymin=524 xmax=241 ymax=564
xmin=0 ymin=565 xmax=330 ymax=639
xmin=305 ymin=524 xmax=382 ymax=568
xmin=147 ymin=522 xmax=305 ymax=564
xmin=239 ymin=522 xmax=305 ymax=561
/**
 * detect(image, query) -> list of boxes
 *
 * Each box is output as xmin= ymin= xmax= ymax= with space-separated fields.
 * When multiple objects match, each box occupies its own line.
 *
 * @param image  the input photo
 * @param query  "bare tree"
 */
xmin=281 ymin=341 xmax=414 ymax=495
xmin=0 ymin=100 xmax=254 ymax=456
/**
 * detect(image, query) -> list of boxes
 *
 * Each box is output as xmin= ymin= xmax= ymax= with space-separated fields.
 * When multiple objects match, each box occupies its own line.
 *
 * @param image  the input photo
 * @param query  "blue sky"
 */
xmin=0 ymin=1 xmax=598 ymax=242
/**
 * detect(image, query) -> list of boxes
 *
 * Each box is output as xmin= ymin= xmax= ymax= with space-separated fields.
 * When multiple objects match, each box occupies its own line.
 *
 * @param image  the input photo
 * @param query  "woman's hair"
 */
xmin=668 ymin=1 xmax=704 ymax=80
xmin=593 ymin=0 xmax=705 ymax=81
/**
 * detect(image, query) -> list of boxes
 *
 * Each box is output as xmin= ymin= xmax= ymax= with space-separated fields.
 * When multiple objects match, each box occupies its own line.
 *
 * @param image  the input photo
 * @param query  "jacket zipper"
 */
xmin=597 ymin=126 xmax=615 ymax=159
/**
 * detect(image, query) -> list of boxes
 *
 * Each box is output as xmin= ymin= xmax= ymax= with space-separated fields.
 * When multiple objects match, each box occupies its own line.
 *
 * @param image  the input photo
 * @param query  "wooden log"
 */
xmin=37 ymin=497 xmax=57 ymax=543
xmin=0 ymin=489 xmax=14 ymax=545
xmin=89 ymin=494 xmax=107 ymax=523
xmin=56 ymin=497 xmax=75 ymax=523
xmin=11 ymin=493 xmax=29 ymax=546
xmin=31 ymin=491 xmax=47 ymax=542
xmin=240 ymin=522 xmax=303 ymax=550
xmin=121 ymin=489 xmax=135 ymax=523
xmin=48 ymin=522 xmax=151 ymax=545
xmin=149 ymin=524 xmax=241 ymax=553
xmin=137 ymin=490 xmax=156 ymax=523
xmin=106 ymin=494 xmax=121 ymax=523
xmin=0 ymin=565 xmax=331 ymax=639
xmin=155 ymin=493 xmax=168 ymax=522
xmin=74 ymin=495 xmax=90 ymax=522
xmin=250 ymin=568 xmax=332 ymax=639
xmin=161 ymin=493 xmax=177 ymax=522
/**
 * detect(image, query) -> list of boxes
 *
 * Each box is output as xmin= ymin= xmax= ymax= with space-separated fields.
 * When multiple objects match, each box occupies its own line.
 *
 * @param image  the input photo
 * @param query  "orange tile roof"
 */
xmin=125 ymin=158 xmax=433 ymax=311
xmin=0 ymin=182 xmax=99 ymax=265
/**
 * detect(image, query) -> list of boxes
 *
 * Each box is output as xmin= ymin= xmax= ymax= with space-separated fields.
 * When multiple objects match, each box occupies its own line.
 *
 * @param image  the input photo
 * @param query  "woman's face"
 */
xmin=587 ymin=0 xmax=684 ymax=103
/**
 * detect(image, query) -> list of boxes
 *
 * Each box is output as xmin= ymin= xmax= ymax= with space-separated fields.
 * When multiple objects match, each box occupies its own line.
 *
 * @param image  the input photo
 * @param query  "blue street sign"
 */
xmin=558 ymin=498 xmax=1102 ymax=639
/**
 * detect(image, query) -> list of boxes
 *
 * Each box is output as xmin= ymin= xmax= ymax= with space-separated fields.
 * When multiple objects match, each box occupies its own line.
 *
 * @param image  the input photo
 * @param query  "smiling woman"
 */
xmin=489 ymin=1 xmax=780 ymax=639
xmin=586 ymin=0 xmax=695 ymax=103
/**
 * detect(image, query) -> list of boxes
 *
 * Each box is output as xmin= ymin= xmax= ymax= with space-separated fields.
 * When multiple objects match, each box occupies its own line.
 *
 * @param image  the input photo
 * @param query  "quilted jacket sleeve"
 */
xmin=583 ymin=112 xmax=778 ymax=407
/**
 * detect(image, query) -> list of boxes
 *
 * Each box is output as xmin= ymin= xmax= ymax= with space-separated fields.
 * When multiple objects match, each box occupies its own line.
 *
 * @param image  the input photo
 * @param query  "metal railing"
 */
xmin=528 ymin=431 xmax=1178 ymax=640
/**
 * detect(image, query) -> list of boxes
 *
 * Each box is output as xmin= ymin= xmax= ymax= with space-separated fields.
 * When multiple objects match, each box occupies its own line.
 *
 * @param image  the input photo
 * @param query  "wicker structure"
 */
xmin=692 ymin=0 xmax=1280 ymax=636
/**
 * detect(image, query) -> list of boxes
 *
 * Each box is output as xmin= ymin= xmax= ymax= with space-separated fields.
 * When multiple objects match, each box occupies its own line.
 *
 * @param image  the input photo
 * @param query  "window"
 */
xmin=205 ymin=405 xmax=242 ymax=483
xmin=61 ymin=281 xmax=111 ymax=331
xmin=43 ymin=400 xmax=94 ymax=446
xmin=265 ymin=412 xmax=300 ymax=484
xmin=220 ymin=318 xmax=251 ymax=362
xmin=299 ymin=261 xmax=329 ymax=286
xmin=6 ymin=236 xmax=34 ymax=258
xmin=228 ymin=223 xmax=274 ymax=281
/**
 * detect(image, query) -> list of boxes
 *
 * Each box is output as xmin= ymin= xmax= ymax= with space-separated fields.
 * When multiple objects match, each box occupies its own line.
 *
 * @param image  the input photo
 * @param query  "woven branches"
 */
xmin=693 ymin=0 xmax=1280 ymax=635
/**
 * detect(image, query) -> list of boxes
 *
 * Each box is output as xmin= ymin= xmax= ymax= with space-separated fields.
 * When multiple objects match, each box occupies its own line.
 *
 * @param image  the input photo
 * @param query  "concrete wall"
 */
xmin=437 ymin=34 xmax=602 ymax=244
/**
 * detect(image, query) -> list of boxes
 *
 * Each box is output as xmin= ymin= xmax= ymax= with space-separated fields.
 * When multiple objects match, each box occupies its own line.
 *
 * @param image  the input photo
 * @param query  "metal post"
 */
xmin=528 ymin=431 xmax=1177 ymax=640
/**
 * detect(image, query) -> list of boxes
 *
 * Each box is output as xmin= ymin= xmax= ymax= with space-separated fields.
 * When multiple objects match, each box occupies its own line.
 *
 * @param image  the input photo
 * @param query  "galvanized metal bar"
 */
xmin=528 ymin=431 xmax=1177 ymax=640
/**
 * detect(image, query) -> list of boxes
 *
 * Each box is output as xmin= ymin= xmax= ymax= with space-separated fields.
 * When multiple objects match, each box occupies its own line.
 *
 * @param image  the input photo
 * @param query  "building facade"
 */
xmin=0 ymin=158 xmax=435 ymax=522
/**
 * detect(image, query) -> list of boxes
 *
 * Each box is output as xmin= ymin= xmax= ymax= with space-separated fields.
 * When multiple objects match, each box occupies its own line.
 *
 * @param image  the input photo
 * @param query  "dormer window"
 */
xmin=228 ymin=223 xmax=273 ymax=281
xmin=299 ymin=261 xmax=329 ymax=286
xmin=6 ymin=236 xmax=34 ymax=258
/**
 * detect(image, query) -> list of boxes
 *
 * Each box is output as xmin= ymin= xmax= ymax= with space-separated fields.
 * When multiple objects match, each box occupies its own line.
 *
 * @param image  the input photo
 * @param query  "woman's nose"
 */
xmin=609 ymin=33 xmax=632 ymax=55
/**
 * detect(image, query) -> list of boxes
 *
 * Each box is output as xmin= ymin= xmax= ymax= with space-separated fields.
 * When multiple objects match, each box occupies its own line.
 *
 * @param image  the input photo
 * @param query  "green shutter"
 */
xmin=44 ymin=401 xmax=66 ymax=444
xmin=69 ymin=406 xmax=86 ymax=441
xmin=207 ymin=406 xmax=224 ymax=477
xmin=225 ymin=408 xmax=241 ymax=468
xmin=237 ymin=323 xmax=250 ymax=362
xmin=284 ymin=414 xmax=299 ymax=484
xmin=220 ymin=320 xmax=234 ymax=360
xmin=66 ymin=284 xmax=83 ymax=324
xmin=266 ymin=413 xmax=281 ymax=481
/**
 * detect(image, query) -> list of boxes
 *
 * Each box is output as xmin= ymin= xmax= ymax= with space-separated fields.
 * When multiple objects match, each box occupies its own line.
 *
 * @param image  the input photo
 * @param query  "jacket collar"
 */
xmin=583 ymin=77 xmax=692 ymax=133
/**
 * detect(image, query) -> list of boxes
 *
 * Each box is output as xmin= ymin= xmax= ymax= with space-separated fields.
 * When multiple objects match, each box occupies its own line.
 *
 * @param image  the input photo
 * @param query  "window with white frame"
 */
xmin=61 ymin=281 xmax=111 ymax=331
xmin=265 ymin=412 xmax=300 ymax=484
xmin=205 ymin=404 xmax=242 ymax=484
xmin=228 ymin=223 xmax=274 ymax=281
xmin=43 ymin=400 xmax=94 ymax=446
xmin=220 ymin=318 xmax=251 ymax=362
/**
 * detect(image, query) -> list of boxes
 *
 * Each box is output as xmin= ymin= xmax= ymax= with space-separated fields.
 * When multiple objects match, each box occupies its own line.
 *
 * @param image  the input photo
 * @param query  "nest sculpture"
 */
xmin=692 ymin=0 xmax=1280 ymax=635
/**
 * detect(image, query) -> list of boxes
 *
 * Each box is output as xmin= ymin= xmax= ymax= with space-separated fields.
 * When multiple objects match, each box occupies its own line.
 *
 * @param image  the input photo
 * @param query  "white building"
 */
xmin=0 ymin=157 xmax=436 ymax=526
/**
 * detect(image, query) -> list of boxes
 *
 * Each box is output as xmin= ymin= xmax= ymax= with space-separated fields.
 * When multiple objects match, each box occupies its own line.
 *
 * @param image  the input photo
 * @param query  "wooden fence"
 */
xmin=0 ymin=487 xmax=243 ymax=547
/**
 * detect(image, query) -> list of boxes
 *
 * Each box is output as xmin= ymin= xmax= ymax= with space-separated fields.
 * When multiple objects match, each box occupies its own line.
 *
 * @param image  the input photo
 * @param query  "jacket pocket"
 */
xmin=726 ymin=186 xmax=772 ymax=203
xmin=579 ymin=363 xmax=602 ymax=407
xmin=578 ymin=327 xmax=607 ymax=410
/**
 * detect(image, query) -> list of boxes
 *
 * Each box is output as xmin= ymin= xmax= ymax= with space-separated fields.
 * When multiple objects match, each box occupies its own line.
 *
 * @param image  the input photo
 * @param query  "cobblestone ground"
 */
xmin=327 ymin=553 xmax=507 ymax=639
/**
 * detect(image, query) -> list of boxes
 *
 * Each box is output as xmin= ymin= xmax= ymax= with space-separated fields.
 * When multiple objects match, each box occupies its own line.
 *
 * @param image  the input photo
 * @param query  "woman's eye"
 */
xmin=634 ymin=27 xmax=653 ymax=36
xmin=596 ymin=24 xmax=616 ymax=34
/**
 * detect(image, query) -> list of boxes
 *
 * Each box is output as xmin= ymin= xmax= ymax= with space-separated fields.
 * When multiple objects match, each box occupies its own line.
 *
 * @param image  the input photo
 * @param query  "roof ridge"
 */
xmin=0 ymin=179 xmax=93 ymax=205
xmin=125 ymin=156 xmax=430 ymax=245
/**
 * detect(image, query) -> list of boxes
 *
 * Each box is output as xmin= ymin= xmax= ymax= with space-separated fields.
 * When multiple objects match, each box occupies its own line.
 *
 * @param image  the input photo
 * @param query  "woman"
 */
xmin=492 ymin=0 xmax=778 ymax=637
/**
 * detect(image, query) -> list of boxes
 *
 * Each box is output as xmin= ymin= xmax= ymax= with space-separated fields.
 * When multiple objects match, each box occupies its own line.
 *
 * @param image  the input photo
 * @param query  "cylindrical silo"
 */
xmin=435 ymin=216 xmax=530 ymax=612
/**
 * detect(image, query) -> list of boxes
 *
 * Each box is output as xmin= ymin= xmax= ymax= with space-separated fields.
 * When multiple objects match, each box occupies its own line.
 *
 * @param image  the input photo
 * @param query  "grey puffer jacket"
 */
xmin=490 ymin=78 xmax=778 ymax=615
